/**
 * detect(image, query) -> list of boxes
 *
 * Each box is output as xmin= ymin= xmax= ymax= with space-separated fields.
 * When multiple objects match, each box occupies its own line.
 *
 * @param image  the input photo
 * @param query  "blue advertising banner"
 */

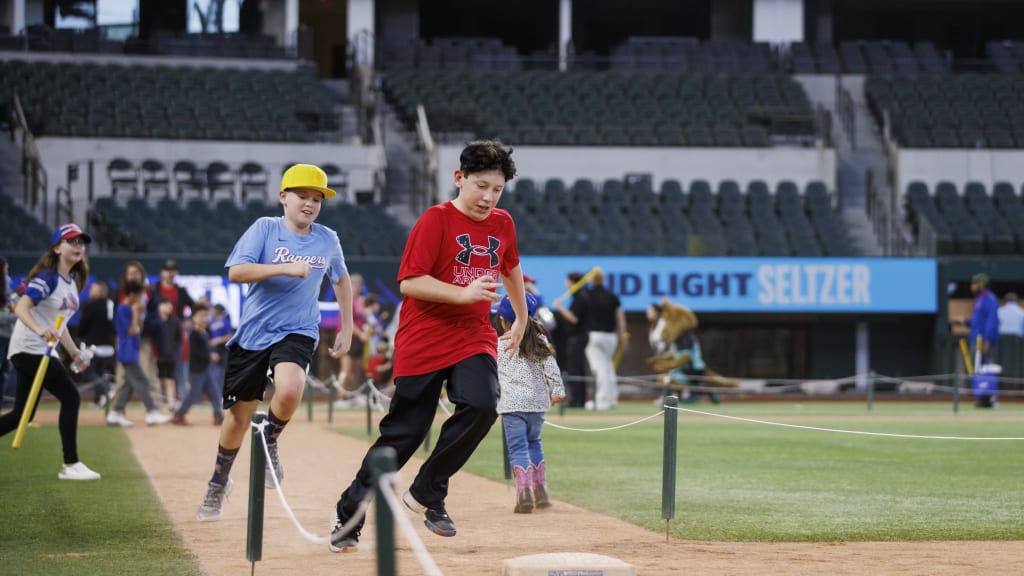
xmin=519 ymin=257 xmax=937 ymax=314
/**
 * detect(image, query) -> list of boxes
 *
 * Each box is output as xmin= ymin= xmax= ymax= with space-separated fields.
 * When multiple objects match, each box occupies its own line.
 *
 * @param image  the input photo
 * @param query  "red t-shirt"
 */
xmin=367 ymin=354 xmax=388 ymax=382
xmin=393 ymin=201 xmax=519 ymax=377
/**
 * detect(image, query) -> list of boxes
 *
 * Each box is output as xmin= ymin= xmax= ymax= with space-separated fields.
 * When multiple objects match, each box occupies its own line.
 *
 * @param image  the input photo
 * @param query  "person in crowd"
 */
xmin=0 ymin=224 xmax=100 ymax=480
xmin=580 ymin=269 xmax=627 ymax=410
xmin=2 ymin=256 xmax=20 ymax=405
xmin=116 ymin=261 xmax=158 ymax=390
xmin=106 ymin=281 xmax=173 ymax=428
xmin=340 ymin=273 xmax=367 ymax=395
xmin=156 ymin=260 xmax=195 ymax=407
xmin=153 ymin=297 xmax=182 ymax=410
xmin=75 ymin=279 xmax=117 ymax=406
xmin=552 ymin=271 xmax=589 ymax=407
xmin=172 ymin=303 xmax=223 ymax=426
xmin=997 ymin=292 xmax=1024 ymax=337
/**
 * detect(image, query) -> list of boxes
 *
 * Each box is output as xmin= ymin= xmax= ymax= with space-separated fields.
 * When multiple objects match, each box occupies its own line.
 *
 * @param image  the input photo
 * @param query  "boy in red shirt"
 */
xmin=330 ymin=140 xmax=528 ymax=552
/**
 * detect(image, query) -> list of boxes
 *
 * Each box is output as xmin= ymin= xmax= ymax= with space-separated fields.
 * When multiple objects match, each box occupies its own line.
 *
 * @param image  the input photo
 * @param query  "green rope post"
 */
xmin=661 ymin=396 xmax=678 ymax=541
xmin=246 ymin=412 xmax=268 ymax=563
xmin=866 ymin=371 xmax=875 ymax=412
xmin=365 ymin=380 xmax=373 ymax=436
xmin=370 ymin=447 xmax=398 ymax=576
xmin=953 ymin=370 xmax=961 ymax=414
xmin=306 ymin=378 xmax=314 ymax=422
xmin=559 ymin=372 xmax=567 ymax=417
xmin=328 ymin=381 xmax=336 ymax=423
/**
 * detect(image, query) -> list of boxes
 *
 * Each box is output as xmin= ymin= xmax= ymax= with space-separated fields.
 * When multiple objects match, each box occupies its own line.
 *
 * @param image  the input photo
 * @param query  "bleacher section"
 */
xmin=383 ymin=70 xmax=818 ymax=146
xmin=0 ymin=188 xmax=50 ymax=253
xmin=904 ymin=181 xmax=1024 ymax=256
xmin=380 ymin=37 xmax=522 ymax=71
xmin=865 ymin=74 xmax=1024 ymax=148
xmin=0 ymin=59 xmax=338 ymax=141
xmin=502 ymin=178 xmax=853 ymax=257
xmin=987 ymin=40 xmax=1024 ymax=74
xmin=0 ymin=26 xmax=286 ymax=60
xmin=86 ymin=196 xmax=407 ymax=257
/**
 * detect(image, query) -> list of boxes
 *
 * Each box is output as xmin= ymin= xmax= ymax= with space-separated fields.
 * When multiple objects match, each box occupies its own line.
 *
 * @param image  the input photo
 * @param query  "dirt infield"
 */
xmin=74 ymin=407 xmax=1024 ymax=576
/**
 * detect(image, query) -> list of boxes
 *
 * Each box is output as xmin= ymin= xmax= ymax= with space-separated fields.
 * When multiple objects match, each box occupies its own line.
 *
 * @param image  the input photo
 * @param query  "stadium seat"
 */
xmin=108 ymin=158 xmax=138 ymax=198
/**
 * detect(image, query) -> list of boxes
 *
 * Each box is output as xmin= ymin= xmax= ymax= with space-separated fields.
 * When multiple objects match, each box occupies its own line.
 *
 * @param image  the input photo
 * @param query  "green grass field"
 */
xmin=0 ymin=423 xmax=202 ymax=576
xmin=455 ymin=401 xmax=1024 ymax=542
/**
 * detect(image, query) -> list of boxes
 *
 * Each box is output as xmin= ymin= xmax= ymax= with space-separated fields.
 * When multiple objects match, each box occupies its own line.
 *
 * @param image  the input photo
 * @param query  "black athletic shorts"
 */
xmin=222 ymin=334 xmax=315 ymax=409
xmin=156 ymin=360 xmax=175 ymax=380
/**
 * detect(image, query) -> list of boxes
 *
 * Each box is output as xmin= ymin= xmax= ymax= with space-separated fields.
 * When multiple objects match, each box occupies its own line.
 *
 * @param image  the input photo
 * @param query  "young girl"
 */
xmin=0 ymin=224 xmax=101 ymax=480
xmin=495 ymin=292 xmax=564 ymax=513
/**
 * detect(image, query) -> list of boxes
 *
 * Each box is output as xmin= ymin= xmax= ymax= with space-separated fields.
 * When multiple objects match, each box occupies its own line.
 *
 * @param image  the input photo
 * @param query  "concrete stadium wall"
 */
xmin=36 ymin=137 xmax=387 ymax=224
xmin=437 ymin=145 xmax=837 ymax=197
xmin=895 ymin=148 xmax=1024 ymax=193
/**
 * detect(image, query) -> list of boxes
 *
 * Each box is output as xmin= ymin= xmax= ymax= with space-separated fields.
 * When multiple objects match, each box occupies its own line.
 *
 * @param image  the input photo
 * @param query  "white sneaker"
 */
xmin=196 ymin=479 xmax=234 ymax=522
xmin=58 ymin=461 xmax=101 ymax=481
xmin=145 ymin=411 xmax=172 ymax=426
xmin=106 ymin=411 xmax=134 ymax=428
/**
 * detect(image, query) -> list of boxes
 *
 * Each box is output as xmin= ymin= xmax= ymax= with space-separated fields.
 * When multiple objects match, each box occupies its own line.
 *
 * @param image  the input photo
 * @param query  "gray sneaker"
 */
xmin=328 ymin=508 xmax=360 ymax=553
xmin=265 ymin=442 xmax=283 ymax=488
xmin=196 ymin=479 xmax=233 ymax=522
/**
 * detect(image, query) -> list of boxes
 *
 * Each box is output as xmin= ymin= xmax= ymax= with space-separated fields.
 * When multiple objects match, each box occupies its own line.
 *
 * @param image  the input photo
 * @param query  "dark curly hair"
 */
xmin=460 ymin=139 xmax=516 ymax=182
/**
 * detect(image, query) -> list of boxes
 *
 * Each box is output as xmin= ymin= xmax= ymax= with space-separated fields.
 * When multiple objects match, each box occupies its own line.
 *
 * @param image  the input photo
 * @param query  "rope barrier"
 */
xmin=377 ymin=472 xmax=445 ymax=576
xmin=253 ymin=420 xmax=372 ymax=545
xmin=544 ymin=410 xmax=665 ymax=432
xmin=666 ymin=404 xmax=1024 ymax=441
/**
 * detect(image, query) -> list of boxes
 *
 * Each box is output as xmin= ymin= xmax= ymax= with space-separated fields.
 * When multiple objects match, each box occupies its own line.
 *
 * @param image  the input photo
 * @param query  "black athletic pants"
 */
xmin=0 ymin=353 xmax=81 ymax=464
xmin=337 ymin=353 xmax=498 ymax=523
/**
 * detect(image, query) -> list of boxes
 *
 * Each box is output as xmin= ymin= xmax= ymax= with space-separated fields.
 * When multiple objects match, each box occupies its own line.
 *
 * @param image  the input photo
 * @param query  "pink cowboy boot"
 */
xmin=513 ymin=465 xmax=534 ymax=514
xmin=533 ymin=461 xmax=551 ymax=509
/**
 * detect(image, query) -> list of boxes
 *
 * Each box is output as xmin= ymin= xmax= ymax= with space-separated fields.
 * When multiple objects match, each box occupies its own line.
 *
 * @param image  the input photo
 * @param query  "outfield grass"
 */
xmin=348 ymin=401 xmax=1024 ymax=542
xmin=0 ymin=422 xmax=202 ymax=576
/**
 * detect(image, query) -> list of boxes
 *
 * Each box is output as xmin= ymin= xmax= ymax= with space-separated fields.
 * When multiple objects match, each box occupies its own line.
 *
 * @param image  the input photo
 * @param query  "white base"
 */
xmin=503 ymin=552 xmax=636 ymax=576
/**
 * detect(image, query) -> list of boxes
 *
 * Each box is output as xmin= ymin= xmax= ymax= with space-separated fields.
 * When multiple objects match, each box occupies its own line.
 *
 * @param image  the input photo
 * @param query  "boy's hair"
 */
xmin=123 ymin=280 xmax=143 ymax=296
xmin=191 ymin=303 xmax=209 ymax=315
xmin=158 ymin=297 xmax=172 ymax=305
xmin=460 ymin=140 xmax=517 ymax=182
xmin=500 ymin=316 xmax=554 ymax=362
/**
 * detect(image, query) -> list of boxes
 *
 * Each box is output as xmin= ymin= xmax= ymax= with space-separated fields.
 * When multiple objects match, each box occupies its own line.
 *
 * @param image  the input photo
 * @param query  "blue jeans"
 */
xmin=175 ymin=366 xmax=223 ymax=420
xmin=502 ymin=412 xmax=545 ymax=471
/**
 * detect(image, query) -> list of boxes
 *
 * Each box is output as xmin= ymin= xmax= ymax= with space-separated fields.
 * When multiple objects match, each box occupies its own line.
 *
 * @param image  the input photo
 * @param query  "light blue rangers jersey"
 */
xmin=226 ymin=217 xmax=347 ymax=350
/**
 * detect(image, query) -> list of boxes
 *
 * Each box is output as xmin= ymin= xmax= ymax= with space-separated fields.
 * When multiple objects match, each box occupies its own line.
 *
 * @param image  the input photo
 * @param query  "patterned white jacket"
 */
xmin=496 ymin=337 xmax=565 ymax=414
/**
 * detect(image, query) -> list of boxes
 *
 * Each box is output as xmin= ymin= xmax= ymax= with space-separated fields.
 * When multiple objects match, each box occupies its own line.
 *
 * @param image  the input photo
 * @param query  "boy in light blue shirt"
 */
xmin=196 ymin=164 xmax=355 ymax=522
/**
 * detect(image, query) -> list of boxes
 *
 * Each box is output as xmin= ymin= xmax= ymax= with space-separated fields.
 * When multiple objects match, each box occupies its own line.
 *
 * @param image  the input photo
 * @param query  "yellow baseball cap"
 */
xmin=281 ymin=164 xmax=336 ymax=199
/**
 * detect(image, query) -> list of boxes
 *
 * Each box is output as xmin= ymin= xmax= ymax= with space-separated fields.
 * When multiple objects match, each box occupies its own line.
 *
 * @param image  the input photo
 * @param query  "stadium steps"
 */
xmin=796 ymin=75 xmax=887 ymax=256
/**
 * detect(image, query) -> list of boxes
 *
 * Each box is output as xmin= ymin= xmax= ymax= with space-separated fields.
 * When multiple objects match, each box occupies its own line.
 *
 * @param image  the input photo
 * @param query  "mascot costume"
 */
xmin=648 ymin=298 xmax=738 ymax=403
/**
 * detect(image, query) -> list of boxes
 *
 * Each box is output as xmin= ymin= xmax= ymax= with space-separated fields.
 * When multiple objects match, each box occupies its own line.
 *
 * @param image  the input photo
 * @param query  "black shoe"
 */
xmin=328 ymin=507 xmax=360 ymax=553
xmin=403 ymin=489 xmax=456 ymax=537
xmin=424 ymin=507 xmax=457 ymax=537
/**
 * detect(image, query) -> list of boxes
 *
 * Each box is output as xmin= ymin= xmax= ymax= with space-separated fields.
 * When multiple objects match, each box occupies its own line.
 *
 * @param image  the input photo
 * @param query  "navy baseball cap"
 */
xmin=51 ymin=223 xmax=92 ymax=246
xmin=496 ymin=292 xmax=539 ymax=323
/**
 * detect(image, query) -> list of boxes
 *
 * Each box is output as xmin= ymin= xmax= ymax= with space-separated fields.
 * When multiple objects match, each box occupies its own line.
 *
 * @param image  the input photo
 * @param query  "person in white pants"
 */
xmin=580 ymin=270 xmax=627 ymax=410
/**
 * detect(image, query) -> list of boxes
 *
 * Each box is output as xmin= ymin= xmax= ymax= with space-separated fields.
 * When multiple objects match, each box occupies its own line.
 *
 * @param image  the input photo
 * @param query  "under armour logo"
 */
xmin=455 ymin=234 xmax=499 ymax=267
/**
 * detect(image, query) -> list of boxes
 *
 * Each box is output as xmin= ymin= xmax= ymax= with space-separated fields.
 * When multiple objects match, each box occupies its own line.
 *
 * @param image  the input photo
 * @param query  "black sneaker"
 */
xmin=423 ymin=507 xmax=456 ymax=537
xmin=403 ymin=489 xmax=456 ymax=537
xmin=328 ymin=508 xmax=360 ymax=553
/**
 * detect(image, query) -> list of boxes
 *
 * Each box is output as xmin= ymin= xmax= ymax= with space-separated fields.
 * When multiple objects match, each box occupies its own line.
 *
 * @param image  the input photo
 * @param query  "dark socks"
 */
xmin=211 ymin=445 xmax=240 ymax=486
xmin=266 ymin=408 xmax=289 ymax=444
